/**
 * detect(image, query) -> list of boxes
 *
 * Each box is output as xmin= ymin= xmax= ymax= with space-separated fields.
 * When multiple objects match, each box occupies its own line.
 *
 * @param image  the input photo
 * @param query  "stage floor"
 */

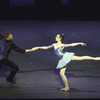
xmin=0 ymin=20 xmax=100 ymax=99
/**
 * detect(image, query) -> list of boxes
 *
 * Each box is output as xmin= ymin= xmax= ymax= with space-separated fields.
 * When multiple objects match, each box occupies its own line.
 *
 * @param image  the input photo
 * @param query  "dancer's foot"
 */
xmin=95 ymin=57 xmax=100 ymax=60
xmin=60 ymin=87 xmax=69 ymax=91
xmin=6 ymin=79 xmax=16 ymax=84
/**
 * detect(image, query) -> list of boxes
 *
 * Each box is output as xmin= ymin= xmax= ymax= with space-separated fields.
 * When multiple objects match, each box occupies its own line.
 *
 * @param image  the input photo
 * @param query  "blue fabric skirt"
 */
xmin=56 ymin=52 xmax=75 ymax=69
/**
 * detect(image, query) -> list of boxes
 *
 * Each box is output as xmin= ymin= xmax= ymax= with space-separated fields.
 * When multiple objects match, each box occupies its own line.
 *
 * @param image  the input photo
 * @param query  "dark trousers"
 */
xmin=0 ymin=58 xmax=19 ymax=80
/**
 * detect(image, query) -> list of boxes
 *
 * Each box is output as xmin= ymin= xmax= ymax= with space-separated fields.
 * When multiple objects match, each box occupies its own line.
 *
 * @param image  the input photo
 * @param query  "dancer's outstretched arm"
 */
xmin=32 ymin=45 xmax=53 ymax=50
xmin=25 ymin=47 xmax=39 ymax=52
xmin=63 ymin=42 xmax=86 ymax=47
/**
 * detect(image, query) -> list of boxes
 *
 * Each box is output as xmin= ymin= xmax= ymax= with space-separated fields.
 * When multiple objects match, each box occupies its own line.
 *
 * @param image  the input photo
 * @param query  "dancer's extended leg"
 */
xmin=72 ymin=56 xmax=100 ymax=60
xmin=60 ymin=67 xmax=69 ymax=91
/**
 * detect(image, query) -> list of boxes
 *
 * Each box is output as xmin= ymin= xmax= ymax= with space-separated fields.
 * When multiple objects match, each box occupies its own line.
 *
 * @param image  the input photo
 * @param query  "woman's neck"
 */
xmin=57 ymin=41 xmax=62 ymax=44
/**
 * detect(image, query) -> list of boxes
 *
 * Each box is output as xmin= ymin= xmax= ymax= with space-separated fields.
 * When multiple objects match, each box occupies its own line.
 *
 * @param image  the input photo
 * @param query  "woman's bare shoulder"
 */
xmin=52 ymin=43 xmax=57 ymax=46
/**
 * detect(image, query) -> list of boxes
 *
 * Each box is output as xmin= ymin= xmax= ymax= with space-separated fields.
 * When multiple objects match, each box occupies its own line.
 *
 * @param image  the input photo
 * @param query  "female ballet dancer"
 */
xmin=32 ymin=33 xmax=100 ymax=91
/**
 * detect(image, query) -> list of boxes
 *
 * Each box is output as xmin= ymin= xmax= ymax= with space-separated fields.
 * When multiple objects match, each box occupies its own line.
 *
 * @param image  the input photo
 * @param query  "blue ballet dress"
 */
xmin=54 ymin=47 xmax=75 ymax=69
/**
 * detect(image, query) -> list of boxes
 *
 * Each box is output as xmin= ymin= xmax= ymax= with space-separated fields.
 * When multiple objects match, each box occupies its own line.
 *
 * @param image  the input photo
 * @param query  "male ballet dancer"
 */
xmin=0 ymin=32 xmax=38 ymax=84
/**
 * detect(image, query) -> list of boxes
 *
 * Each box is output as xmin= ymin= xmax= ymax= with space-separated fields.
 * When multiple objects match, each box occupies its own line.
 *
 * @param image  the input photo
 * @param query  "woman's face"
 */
xmin=55 ymin=34 xmax=61 ymax=41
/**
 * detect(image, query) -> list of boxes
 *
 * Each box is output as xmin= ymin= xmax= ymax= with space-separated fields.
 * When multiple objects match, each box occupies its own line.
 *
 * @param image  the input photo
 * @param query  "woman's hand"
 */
xmin=32 ymin=47 xmax=39 ymax=50
xmin=25 ymin=47 xmax=40 ymax=52
xmin=80 ymin=42 xmax=86 ymax=46
xmin=31 ymin=47 xmax=40 ymax=51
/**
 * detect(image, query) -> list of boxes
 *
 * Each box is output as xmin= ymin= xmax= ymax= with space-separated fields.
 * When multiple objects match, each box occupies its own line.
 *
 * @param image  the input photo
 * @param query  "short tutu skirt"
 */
xmin=56 ymin=52 xmax=75 ymax=69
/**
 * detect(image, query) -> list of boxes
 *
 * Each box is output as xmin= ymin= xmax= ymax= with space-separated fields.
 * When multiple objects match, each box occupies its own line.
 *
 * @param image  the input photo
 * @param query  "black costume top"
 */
xmin=2 ymin=40 xmax=25 ymax=58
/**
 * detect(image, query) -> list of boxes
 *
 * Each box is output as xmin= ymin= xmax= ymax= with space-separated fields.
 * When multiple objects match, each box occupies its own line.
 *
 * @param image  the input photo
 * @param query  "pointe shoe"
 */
xmin=96 ymin=57 xmax=100 ymax=60
xmin=60 ymin=87 xmax=69 ymax=91
xmin=95 ymin=57 xmax=100 ymax=60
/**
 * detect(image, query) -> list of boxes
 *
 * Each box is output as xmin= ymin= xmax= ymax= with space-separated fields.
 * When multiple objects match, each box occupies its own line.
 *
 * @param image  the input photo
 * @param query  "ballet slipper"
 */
xmin=60 ymin=87 xmax=69 ymax=91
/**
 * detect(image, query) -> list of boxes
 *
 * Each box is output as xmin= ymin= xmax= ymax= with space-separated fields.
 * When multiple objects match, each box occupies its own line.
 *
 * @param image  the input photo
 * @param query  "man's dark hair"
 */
xmin=3 ymin=32 xmax=11 ymax=40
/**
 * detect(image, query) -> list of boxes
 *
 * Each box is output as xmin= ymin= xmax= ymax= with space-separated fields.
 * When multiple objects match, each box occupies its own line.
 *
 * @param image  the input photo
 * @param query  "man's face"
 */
xmin=7 ymin=34 xmax=13 ymax=40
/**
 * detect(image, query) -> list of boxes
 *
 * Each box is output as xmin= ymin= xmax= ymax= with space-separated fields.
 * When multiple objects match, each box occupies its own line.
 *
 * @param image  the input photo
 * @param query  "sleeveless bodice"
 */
xmin=53 ymin=45 xmax=75 ymax=69
xmin=54 ymin=47 xmax=64 ymax=59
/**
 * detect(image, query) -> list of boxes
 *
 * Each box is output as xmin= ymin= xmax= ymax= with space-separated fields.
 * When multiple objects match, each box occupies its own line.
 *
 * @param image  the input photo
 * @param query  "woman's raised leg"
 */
xmin=72 ymin=56 xmax=100 ymax=60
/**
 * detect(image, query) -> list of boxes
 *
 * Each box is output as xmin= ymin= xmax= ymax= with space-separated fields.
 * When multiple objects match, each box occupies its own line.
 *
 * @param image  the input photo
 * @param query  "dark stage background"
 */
xmin=0 ymin=0 xmax=100 ymax=99
xmin=0 ymin=0 xmax=100 ymax=20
